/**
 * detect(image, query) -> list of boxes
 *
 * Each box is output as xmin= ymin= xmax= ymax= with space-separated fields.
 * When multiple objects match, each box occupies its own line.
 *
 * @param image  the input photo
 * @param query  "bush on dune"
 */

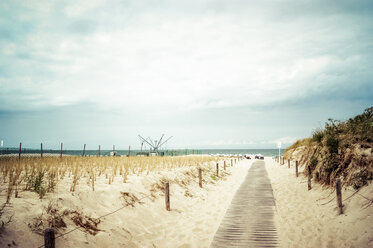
xmin=284 ymin=107 xmax=373 ymax=188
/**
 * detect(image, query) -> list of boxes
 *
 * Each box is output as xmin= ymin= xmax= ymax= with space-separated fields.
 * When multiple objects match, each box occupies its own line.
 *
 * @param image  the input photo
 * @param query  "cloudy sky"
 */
xmin=0 ymin=0 xmax=372 ymax=150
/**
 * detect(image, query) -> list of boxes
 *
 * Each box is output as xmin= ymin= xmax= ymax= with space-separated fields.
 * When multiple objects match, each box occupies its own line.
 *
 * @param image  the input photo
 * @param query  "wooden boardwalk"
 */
xmin=210 ymin=160 xmax=278 ymax=247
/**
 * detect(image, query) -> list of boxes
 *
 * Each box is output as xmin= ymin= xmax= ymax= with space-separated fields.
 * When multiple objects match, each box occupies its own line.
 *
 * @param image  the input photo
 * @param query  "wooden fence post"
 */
xmin=98 ymin=145 xmax=101 ymax=157
xmin=216 ymin=163 xmax=219 ymax=177
xmin=82 ymin=144 xmax=86 ymax=157
xmin=288 ymin=159 xmax=290 ymax=168
xmin=198 ymin=168 xmax=202 ymax=188
xmin=41 ymin=143 xmax=43 ymax=158
xmin=224 ymin=161 xmax=226 ymax=170
xmin=60 ymin=142 xmax=63 ymax=158
xmin=308 ymin=166 xmax=312 ymax=190
xmin=336 ymin=178 xmax=343 ymax=214
xmin=231 ymin=159 xmax=233 ymax=167
xmin=165 ymin=182 xmax=170 ymax=211
xmin=18 ymin=142 xmax=22 ymax=160
xmin=296 ymin=160 xmax=299 ymax=177
xmin=44 ymin=228 xmax=55 ymax=248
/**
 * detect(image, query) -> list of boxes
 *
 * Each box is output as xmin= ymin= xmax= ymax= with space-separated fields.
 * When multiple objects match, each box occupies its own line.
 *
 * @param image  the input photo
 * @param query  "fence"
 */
xmin=39 ymin=157 xmax=243 ymax=248
xmin=0 ymin=142 xmax=203 ymax=157
xmin=274 ymin=156 xmax=372 ymax=216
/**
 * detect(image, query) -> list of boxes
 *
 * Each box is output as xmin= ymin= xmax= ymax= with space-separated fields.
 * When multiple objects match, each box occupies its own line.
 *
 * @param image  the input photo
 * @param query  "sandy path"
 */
xmin=265 ymin=158 xmax=373 ymax=248
xmin=211 ymin=160 xmax=278 ymax=247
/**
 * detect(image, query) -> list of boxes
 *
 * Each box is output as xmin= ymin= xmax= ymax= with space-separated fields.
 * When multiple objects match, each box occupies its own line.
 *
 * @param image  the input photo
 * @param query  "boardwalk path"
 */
xmin=210 ymin=160 xmax=278 ymax=247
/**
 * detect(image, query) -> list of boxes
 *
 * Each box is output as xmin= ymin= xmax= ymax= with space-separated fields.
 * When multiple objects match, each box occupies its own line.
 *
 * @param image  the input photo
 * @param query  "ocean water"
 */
xmin=1 ymin=147 xmax=284 ymax=157
xmin=199 ymin=149 xmax=284 ymax=157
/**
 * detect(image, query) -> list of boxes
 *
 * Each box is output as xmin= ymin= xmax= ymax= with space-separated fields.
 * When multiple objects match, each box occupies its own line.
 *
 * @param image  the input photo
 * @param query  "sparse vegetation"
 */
xmin=0 ymin=155 xmax=219 ymax=204
xmin=285 ymin=138 xmax=313 ymax=152
xmin=285 ymin=107 xmax=373 ymax=188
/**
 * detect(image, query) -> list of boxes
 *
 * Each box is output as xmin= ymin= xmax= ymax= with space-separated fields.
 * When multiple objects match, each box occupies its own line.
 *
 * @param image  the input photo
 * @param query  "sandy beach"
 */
xmin=0 ymin=158 xmax=252 ymax=247
xmin=1 ymin=157 xmax=372 ymax=247
xmin=266 ymin=158 xmax=373 ymax=248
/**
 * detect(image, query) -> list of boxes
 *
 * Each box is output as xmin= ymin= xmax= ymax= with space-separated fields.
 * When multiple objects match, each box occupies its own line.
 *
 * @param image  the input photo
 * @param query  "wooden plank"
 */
xmin=308 ymin=166 xmax=312 ymax=190
xmin=44 ymin=228 xmax=55 ymax=248
xmin=18 ymin=142 xmax=22 ymax=160
xmin=199 ymin=168 xmax=202 ymax=188
xmin=165 ymin=182 xmax=170 ymax=211
xmin=336 ymin=178 xmax=343 ymax=214
xmin=211 ymin=161 xmax=278 ymax=247
xmin=296 ymin=161 xmax=299 ymax=177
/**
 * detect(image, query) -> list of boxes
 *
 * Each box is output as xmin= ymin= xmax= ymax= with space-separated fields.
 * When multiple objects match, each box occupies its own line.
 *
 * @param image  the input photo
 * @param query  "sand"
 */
xmin=0 ymin=158 xmax=253 ymax=248
xmin=265 ymin=157 xmax=373 ymax=248
xmin=1 ymin=157 xmax=372 ymax=247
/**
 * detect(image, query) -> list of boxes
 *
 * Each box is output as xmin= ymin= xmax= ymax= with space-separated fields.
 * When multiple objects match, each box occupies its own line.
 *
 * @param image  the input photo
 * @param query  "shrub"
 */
xmin=325 ymin=134 xmax=339 ymax=154
xmin=27 ymin=171 xmax=46 ymax=198
xmin=310 ymin=156 xmax=318 ymax=169
xmin=312 ymin=128 xmax=324 ymax=143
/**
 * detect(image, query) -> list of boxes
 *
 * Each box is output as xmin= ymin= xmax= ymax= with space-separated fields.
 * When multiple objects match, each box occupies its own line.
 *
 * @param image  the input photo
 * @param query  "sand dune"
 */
xmin=1 ymin=157 xmax=371 ymax=247
xmin=266 ymin=158 xmax=373 ymax=248
xmin=0 ymin=159 xmax=252 ymax=247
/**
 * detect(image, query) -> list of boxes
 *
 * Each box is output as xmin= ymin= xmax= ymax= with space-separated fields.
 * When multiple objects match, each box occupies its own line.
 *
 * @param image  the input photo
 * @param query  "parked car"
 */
xmin=255 ymin=154 xmax=264 ymax=160
xmin=244 ymin=154 xmax=251 ymax=159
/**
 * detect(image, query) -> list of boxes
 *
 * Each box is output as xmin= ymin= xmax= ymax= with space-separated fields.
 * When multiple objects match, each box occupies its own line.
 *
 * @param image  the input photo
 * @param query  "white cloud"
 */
xmin=4 ymin=8 xmax=366 ymax=113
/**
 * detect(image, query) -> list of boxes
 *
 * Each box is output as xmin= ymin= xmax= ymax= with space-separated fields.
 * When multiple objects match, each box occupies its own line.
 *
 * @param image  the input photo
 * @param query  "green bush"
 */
xmin=325 ymin=134 xmax=339 ymax=154
xmin=312 ymin=128 xmax=325 ymax=143
xmin=310 ymin=156 xmax=318 ymax=169
xmin=27 ymin=171 xmax=46 ymax=198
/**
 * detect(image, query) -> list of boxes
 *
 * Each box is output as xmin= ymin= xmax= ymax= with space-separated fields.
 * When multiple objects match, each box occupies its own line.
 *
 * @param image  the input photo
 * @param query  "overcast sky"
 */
xmin=0 ymin=0 xmax=372 ymax=150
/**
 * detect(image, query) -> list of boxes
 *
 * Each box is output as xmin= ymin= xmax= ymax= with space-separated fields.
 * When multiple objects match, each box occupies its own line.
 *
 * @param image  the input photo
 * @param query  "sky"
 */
xmin=0 ymin=0 xmax=372 ymax=150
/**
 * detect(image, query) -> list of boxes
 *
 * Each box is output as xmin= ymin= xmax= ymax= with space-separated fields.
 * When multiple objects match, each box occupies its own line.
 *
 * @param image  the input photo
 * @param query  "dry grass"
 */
xmin=0 ymin=155 xmax=219 ymax=204
xmin=284 ymin=107 xmax=373 ymax=188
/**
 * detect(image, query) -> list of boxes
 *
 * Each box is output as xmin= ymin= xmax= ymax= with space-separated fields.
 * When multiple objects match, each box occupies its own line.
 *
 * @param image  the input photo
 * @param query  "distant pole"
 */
xmin=336 ymin=178 xmax=343 ymax=214
xmin=1 ymin=140 xmax=3 ymax=155
xmin=41 ymin=143 xmax=43 ymax=158
xmin=308 ymin=166 xmax=312 ymax=190
xmin=288 ymin=159 xmax=290 ymax=168
xmin=224 ymin=161 xmax=226 ymax=170
xmin=60 ymin=142 xmax=63 ymax=158
xmin=128 ymin=146 xmax=131 ymax=157
xmin=82 ymin=144 xmax=86 ymax=157
xmin=198 ymin=168 xmax=202 ymax=188
xmin=296 ymin=160 xmax=299 ymax=177
xmin=216 ymin=163 xmax=219 ymax=177
xmin=98 ymin=145 xmax=101 ymax=157
xmin=277 ymin=142 xmax=281 ymax=164
xmin=165 ymin=182 xmax=170 ymax=211
xmin=18 ymin=142 xmax=22 ymax=160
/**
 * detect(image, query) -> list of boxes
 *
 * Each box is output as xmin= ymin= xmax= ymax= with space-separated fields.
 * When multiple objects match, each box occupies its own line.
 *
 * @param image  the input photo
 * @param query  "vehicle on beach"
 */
xmin=244 ymin=154 xmax=251 ymax=159
xmin=255 ymin=154 xmax=264 ymax=160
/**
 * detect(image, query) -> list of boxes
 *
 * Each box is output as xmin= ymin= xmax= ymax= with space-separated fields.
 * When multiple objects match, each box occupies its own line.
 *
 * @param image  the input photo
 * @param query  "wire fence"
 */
xmin=0 ymin=142 xmax=203 ymax=158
